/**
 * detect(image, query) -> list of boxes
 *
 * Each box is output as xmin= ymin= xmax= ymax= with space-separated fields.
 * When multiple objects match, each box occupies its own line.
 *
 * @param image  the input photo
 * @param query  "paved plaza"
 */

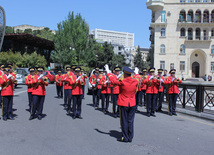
xmin=0 ymin=82 xmax=214 ymax=155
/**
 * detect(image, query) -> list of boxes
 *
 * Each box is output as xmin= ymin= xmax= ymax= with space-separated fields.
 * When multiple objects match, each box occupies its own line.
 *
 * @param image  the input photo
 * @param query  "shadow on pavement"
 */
xmin=94 ymin=128 xmax=121 ymax=140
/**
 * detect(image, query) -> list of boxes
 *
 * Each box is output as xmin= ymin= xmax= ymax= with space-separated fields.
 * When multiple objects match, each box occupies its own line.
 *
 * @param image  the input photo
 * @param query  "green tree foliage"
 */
xmin=0 ymin=51 xmax=47 ymax=68
xmin=5 ymin=26 xmax=14 ymax=34
xmin=52 ymin=11 xmax=90 ymax=67
xmin=15 ymin=29 xmax=23 ymax=33
xmin=24 ymin=28 xmax=33 ymax=34
xmin=134 ymin=46 xmax=144 ymax=70
xmin=35 ymin=27 xmax=55 ymax=41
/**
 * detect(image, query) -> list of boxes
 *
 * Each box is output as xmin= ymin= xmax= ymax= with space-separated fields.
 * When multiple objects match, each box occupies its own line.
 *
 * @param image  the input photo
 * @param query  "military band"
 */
xmin=55 ymin=70 xmax=63 ymax=98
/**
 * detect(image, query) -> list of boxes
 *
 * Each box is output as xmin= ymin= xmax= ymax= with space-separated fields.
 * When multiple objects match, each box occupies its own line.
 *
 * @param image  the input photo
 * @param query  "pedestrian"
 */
xmin=70 ymin=66 xmax=84 ymax=119
xmin=106 ymin=64 xmax=138 ymax=143
xmin=29 ymin=66 xmax=49 ymax=120
xmin=0 ymin=65 xmax=16 ymax=121
xmin=165 ymin=69 xmax=182 ymax=116
xmin=144 ymin=68 xmax=158 ymax=117
xmin=80 ymin=69 xmax=88 ymax=99
xmin=203 ymin=74 xmax=207 ymax=81
xmin=25 ymin=67 xmax=35 ymax=111
xmin=0 ymin=64 xmax=4 ymax=108
xmin=55 ymin=71 xmax=64 ymax=98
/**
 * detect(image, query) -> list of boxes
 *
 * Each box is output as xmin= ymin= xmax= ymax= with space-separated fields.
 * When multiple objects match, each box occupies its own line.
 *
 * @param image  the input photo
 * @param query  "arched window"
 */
xmin=211 ymin=10 xmax=214 ymax=23
xmin=187 ymin=10 xmax=194 ymax=22
xmin=179 ymin=10 xmax=186 ymax=22
xmin=195 ymin=10 xmax=201 ymax=23
xmin=160 ymin=44 xmax=165 ymax=54
xmin=211 ymin=45 xmax=214 ymax=55
xmin=188 ymin=28 xmax=193 ymax=40
xmin=196 ymin=28 xmax=201 ymax=40
xmin=180 ymin=28 xmax=186 ymax=37
xmin=161 ymin=28 xmax=165 ymax=37
xmin=211 ymin=28 xmax=214 ymax=37
xmin=180 ymin=44 xmax=185 ymax=54
xmin=203 ymin=29 xmax=208 ymax=40
xmin=203 ymin=10 xmax=209 ymax=23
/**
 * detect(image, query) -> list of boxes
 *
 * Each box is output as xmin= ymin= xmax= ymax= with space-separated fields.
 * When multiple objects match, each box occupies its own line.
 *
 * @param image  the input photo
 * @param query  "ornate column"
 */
xmin=0 ymin=6 xmax=6 ymax=51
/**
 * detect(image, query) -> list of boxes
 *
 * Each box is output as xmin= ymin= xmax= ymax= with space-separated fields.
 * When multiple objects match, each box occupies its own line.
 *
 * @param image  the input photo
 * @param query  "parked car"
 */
xmin=14 ymin=68 xmax=29 ymax=85
xmin=43 ymin=71 xmax=55 ymax=84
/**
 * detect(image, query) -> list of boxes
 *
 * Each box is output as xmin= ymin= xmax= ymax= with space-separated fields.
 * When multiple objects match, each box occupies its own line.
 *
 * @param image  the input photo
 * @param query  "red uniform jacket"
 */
xmin=141 ymin=75 xmax=148 ymax=90
xmin=0 ymin=74 xmax=15 ymax=96
xmin=108 ymin=73 xmax=138 ymax=107
xmin=25 ymin=74 xmax=34 ymax=93
xmin=55 ymin=74 xmax=64 ymax=86
xmin=10 ymin=72 xmax=16 ymax=91
xmin=69 ymin=75 xmax=84 ymax=95
xmin=0 ymin=70 xmax=3 ymax=76
xmin=101 ymin=75 xmax=111 ymax=94
xmin=63 ymin=72 xmax=73 ymax=89
xmin=81 ymin=74 xmax=88 ymax=85
xmin=144 ymin=75 xmax=159 ymax=94
xmin=32 ymin=75 xmax=49 ymax=96
xmin=108 ymin=74 xmax=119 ymax=94
xmin=89 ymin=74 xmax=102 ymax=89
xmin=157 ymin=75 xmax=166 ymax=92
xmin=133 ymin=74 xmax=142 ymax=92
xmin=165 ymin=76 xmax=182 ymax=94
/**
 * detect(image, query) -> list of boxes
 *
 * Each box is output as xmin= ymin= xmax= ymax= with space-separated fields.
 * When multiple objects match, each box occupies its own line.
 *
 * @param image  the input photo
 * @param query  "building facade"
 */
xmin=147 ymin=0 xmax=214 ymax=79
xmin=90 ymin=28 xmax=134 ymax=48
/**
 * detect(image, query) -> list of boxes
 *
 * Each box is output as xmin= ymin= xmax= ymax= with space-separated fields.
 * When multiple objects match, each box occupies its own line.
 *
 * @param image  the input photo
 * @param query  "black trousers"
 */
xmin=2 ymin=96 xmax=13 ymax=119
xmin=28 ymin=92 xmax=33 ymax=110
xmin=146 ymin=94 xmax=157 ymax=115
xmin=120 ymin=105 xmax=136 ymax=142
xmin=73 ymin=95 xmax=82 ymax=117
xmin=113 ymin=94 xmax=119 ymax=114
xmin=101 ymin=94 xmax=109 ymax=111
xmin=140 ymin=90 xmax=146 ymax=105
xmin=156 ymin=92 xmax=163 ymax=111
xmin=56 ymin=86 xmax=63 ymax=98
xmin=64 ymin=89 xmax=72 ymax=109
xmin=92 ymin=89 xmax=101 ymax=107
xmin=0 ymin=91 xmax=2 ymax=107
xmin=135 ymin=91 xmax=140 ymax=110
xmin=169 ymin=94 xmax=178 ymax=114
xmin=31 ymin=95 xmax=45 ymax=117
xmin=82 ymin=85 xmax=85 ymax=98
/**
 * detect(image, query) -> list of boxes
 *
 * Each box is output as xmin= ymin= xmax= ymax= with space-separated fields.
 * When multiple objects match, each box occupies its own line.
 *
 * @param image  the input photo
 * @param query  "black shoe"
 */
xmin=147 ymin=113 xmax=150 ymax=117
xmin=3 ymin=117 xmax=7 ymax=121
xmin=158 ymin=109 xmax=163 ymax=112
xmin=37 ymin=116 xmax=42 ymax=120
xmin=136 ymin=109 xmax=140 ymax=113
xmin=67 ymin=109 xmax=71 ymax=114
xmin=72 ymin=115 xmax=76 ymax=119
xmin=105 ymin=110 xmax=109 ymax=114
xmin=172 ymin=113 xmax=177 ymax=116
xmin=29 ymin=116 xmax=34 ymax=120
xmin=151 ymin=114 xmax=156 ymax=117
xmin=77 ymin=116 xmax=83 ymax=119
xmin=169 ymin=113 xmax=172 ymax=116
xmin=113 ymin=114 xmax=117 ymax=118
xmin=117 ymin=114 xmax=120 ymax=117
xmin=8 ymin=116 xmax=15 ymax=120
xmin=117 ymin=137 xmax=128 ymax=143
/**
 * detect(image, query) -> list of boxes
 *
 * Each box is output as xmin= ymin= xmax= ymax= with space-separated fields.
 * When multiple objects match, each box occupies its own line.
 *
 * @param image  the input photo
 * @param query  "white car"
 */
xmin=15 ymin=68 xmax=29 ymax=85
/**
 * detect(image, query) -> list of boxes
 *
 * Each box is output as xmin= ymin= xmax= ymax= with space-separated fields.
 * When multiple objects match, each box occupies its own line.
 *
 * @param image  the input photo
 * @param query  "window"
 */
xmin=196 ymin=28 xmax=201 ymax=40
xmin=180 ymin=28 xmax=186 ymax=37
xmin=180 ymin=44 xmax=185 ymax=54
xmin=188 ymin=28 xmax=193 ymax=40
xmin=203 ymin=29 xmax=208 ymax=40
xmin=160 ymin=61 xmax=165 ymax=70
xmin=160 ymin=44 xmax=165 ymax=54
xmin=180 ymin=61 xmax=185 ymax=71
xmin=211 ymin=62 xmax=214 ymax=71
xmin=211 ymin=28 xmax=214 ymax=37
xmin=161 ymin=11 xmax=166 ymax=22
xmin=179 ymin=10 xmax=186 ymax=22
xmin=161 ymin=28 xmax=166 ymax=37
xmin=170 ymin=63 xmax=174 ymax=70
xmin=187 ymin=10 xmax=194 ymax=22
xmin=195 ymin=10 xmax=201 ymax=23
xmin=211 ymin=45 xmax=214 ymax=54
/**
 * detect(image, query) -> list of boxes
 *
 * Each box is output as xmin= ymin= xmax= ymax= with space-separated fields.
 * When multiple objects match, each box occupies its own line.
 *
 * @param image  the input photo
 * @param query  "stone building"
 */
xmin=146 ymin=0 xmax=214 ymax=78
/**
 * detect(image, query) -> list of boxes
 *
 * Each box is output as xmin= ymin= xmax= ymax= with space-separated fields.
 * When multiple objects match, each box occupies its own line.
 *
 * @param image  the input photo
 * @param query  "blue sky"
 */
xmin=1 ymin=0 xmax=151 ymax=47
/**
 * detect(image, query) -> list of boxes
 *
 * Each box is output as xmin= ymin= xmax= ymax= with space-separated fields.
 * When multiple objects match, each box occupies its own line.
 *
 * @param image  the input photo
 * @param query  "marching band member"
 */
xmin=55 ymin=71 xmax=63 ymax=98
xmin=29 ymin=67 xmax=48 ymax=120
xmin=106 ymin=65 xmax=138 ymax=143
xmin=133 ymin=67 xmax=141 ymax=112
xmin=25 ymin=67 xmax=35 ymax=111
xmin=62 ymin=66 xmax=73 ymax=113
xmin=110 ymin=67 xmax=121 ymax=118
xmin=100 ymin=70 xmax=111 ymax=113
xmin=0 ymin=65 xmax=16 ymax=121
xmin=80 ymin=69 xmax=88 ymax=99
xmin=165 ymin=69 xmax=182 ymax=116
xmin=89 ymin=67 xmax=102 ymax=108
xmin=156 ymin=69 xmax=165 ymax=112
xmin=0 ymin=64 xmax=4 ymax=108
xmin=144 ymin=68 xmax=158 ymax=117
xmin=69 ymin=67 xmax=84 ymax=119
xmin=140 ymin=68 xmax=148 ymax=106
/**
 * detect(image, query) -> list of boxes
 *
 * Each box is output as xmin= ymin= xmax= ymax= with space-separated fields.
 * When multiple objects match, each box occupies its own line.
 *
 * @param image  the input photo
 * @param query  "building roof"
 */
xmin=4 ymin=33 xmax=54 ymax=50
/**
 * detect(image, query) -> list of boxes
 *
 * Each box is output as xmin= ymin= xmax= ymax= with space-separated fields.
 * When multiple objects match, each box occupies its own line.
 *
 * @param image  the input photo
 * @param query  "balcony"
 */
xmin=178 ymin=18 xmax=214 ymax=26
xmin=150 ymin=19 xmax=167 ymax=28
xmin=146 ymin=0 xmax=164 ymax=11
xmin=185 ymin=36 xmax=212 ymax=43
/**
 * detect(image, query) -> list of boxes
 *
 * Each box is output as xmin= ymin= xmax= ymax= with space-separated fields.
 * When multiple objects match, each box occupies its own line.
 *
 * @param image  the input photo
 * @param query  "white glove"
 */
xmin=92 ymin=84 xmax=95 ymax=87
xmin=38 ymin=74 xmax=44 ymax=80
xmin=117 ymin=73 xmax=122 ymax=79
xmin=149 ymin=76 xmax=153 ymax=80
xmin=80 ymin=78 xmax=83 ymax=82
xmin=64 ymin=77 xmax=67 ymax=80
xmin=7 ymin=74 xmax=12 ymax=79
xmin=134 ymin=67 xmax=139 ymax=74
xmin=172 ymin=78 xmax=175 ymax=81
xmin=104 ymin=64 xmax=110 ymax=74
xmin=76 ymin=76 xmax=81 ymax=82
xmin=104 ymin=81 xmax=108 ymax=84
xmin=97 ymin=79 xmax=100 ymax=82
xmin=161 ymin=79 xmax=164 ymax=82
xmin=82 ymin=73 xmax=85 ymax=76
xmin=0 ymin=87 xmax=2 ymax=91
xmin=103 ymin=73 xmax=106 ymax=76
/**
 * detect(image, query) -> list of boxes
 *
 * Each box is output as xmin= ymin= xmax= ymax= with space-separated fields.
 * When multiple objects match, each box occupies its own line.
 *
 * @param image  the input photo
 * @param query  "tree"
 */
xmin=36 ymin=27 xmax=55 ymax=41
xmin=24 ymin=28 xmax=33 ymax=34
xmin=134 ymin=46 xmax=144 ymax=70
xmin=111 ymin=54 xmax=128 ymax=69
xmin=5 ymin=26 xmax=14 ymax=34
xmin=51 ymin=11 xmax=90 ymax=67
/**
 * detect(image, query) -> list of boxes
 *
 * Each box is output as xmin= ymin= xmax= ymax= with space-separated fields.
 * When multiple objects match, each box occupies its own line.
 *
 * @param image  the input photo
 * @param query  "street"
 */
xmin=0 ymin=82 xmax=214 ymax=155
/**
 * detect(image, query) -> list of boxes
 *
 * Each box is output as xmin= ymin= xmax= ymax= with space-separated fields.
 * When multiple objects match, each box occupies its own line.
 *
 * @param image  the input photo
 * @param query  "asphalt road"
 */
xmin=0 ymin=82 xmax=214 ymax=155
